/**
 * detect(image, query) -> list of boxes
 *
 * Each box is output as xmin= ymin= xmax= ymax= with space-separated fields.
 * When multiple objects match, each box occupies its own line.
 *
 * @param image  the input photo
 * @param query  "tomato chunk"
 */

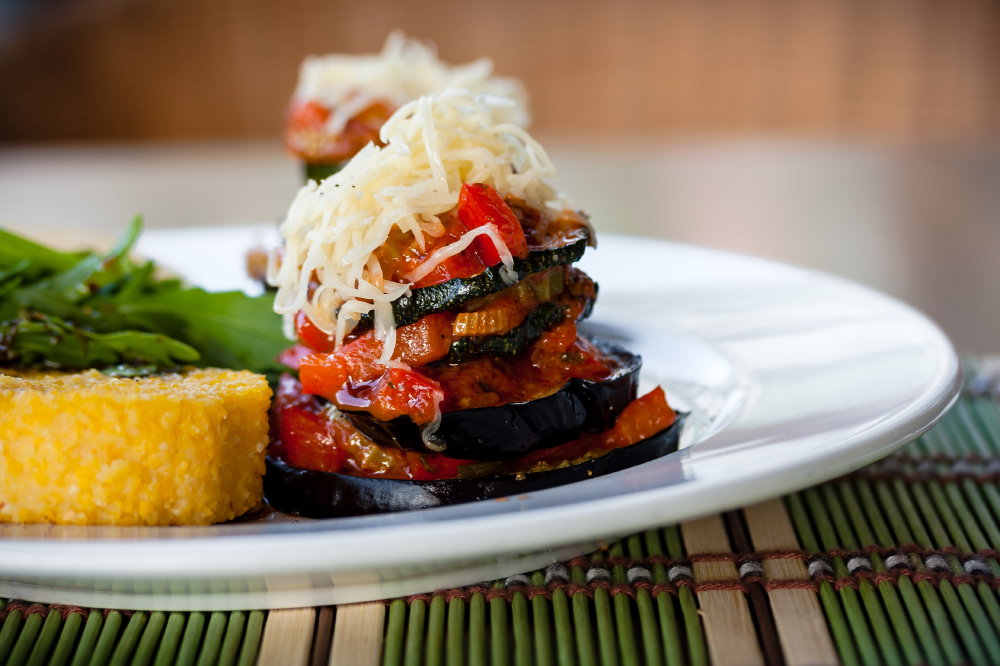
xmin=338 ymin=366 xmax=444 ymax=424
xmin=285 ymin=100 xmax=392 ymax=163
xmin=287 ymin=100 xmax=330 ymax=130
xmin=300 ymin=313 xmax=453 ymax=399
xmin=281 ymin=405 xmax=351 ymax=473
xmin=458 ymin=183 xmax=529 ymax=266
xmin=507 ymin=386 xmax=676 ymax=472
xmin=414 ymin=251 xmax=487 ymax=288
xmin=296 ymin=310 xmax=336 ymax=353
xmin=602 ymin=387 xmax=676 ymax=448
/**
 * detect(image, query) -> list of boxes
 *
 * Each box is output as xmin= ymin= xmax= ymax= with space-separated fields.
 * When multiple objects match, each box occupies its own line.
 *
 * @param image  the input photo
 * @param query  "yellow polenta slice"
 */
xmin=0 ymin=368 xmax=271 ymax=526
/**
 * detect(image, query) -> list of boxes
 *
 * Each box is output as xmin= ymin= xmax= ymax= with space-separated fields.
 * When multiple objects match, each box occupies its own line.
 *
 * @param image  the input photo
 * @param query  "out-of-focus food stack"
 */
xmin=283 ymin=31 xmax=529 ymax=183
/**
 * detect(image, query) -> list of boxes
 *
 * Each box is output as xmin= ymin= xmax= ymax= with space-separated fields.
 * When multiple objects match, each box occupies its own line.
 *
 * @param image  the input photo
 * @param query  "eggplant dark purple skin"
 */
xmin=342 ymin=340 xmax=640 ymax=461
xmin=263 ymin=415 xmax=684 ymax=518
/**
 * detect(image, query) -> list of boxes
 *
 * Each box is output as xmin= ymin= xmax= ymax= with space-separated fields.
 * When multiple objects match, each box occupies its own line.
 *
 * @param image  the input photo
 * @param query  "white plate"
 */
xmin=0 ymin=228 xmax=960 ymax=610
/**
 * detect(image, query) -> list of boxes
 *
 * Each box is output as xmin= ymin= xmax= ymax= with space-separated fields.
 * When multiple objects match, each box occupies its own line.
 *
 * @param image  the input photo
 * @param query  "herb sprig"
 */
xmin=0 ymin=216 xmax=288 ymax=376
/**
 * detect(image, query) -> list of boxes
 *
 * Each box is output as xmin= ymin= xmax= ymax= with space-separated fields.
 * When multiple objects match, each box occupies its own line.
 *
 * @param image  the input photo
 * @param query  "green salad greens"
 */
xmin=0 ymin=216 xmax=289 ymax=377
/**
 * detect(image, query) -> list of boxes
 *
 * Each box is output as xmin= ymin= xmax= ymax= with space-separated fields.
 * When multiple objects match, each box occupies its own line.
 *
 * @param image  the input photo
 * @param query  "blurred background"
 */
xmin=0 ymin=0 xmax=999 ymax=350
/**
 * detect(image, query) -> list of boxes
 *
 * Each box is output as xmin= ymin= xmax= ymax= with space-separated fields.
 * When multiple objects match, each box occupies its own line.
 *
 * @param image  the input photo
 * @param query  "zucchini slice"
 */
xmin=444 ymin=302 xmax=564 ymax=363
xmin=263 ymin=415 xmax=683 ymax=518
xmin=343 ymin=339 xmax=640 ymax=460
xmin=360 ymin=231 xmax=589 ymax=329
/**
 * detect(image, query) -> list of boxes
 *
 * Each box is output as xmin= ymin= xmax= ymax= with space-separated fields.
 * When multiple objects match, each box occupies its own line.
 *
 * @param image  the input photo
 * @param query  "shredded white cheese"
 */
xmin=293 ymin=31 xmax=530 ymax=135
xmin=269 ymin=88 xmax=571 ymax=364
xmin=421 ymin=391 xmax=447 ymax=451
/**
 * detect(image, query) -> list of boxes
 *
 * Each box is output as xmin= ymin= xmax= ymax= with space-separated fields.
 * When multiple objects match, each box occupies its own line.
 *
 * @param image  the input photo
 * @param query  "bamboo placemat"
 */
xmin=5 ymin=360 xmax=1000 ymax=666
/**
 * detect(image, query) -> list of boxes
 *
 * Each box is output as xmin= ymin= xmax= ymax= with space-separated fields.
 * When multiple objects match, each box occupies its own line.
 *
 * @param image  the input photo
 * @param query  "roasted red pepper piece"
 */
xmin=508 ymin=386 xmax=675 ymax=471
xmin=300 ymin=338 xmax=378 ymax=398
xmin=300 ymin=313 xmax=453 ymax=401
xmin=458 ymin=183 xmax=529 ymax=266
xmin=530 ymin=321 xmax=578 ymax=364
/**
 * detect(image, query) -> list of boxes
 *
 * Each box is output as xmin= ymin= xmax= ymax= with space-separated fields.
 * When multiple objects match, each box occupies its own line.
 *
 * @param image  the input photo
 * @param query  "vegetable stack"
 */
xmin=266 ymin=89 xmax=680 ymax=517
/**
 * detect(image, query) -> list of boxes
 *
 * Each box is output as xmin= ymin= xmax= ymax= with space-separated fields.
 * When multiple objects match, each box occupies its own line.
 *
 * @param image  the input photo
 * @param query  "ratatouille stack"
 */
xmin=284 ymin=31 xmax=529 ymax=183
xmin=265 ymin=89 xmax=680 ymax=517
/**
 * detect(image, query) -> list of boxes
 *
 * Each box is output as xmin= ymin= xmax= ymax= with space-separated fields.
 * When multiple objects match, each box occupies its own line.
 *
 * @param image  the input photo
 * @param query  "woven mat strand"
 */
xmin=6 ymin=361 xmax=1000 ymax=666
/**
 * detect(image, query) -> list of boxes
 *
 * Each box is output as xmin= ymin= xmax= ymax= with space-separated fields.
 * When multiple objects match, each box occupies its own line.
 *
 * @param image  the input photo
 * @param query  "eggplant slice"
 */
xmin=343 ymin=339 xmax=640 ymax=460
xmin=264 ymin=415 xmax=684 ymax=518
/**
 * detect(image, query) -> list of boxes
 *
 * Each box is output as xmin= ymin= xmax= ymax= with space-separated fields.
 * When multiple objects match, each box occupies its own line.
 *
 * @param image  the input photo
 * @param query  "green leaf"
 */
xmin=0 ymin=260 xmax=28 ymax=301
xmin=0 ymin=229 xmax=84 ymax=275
xmin=0 ymin=219 xmax=288 ymax=375
xmin=2 ymin=316 xmax=200 ymax=369
xmin=116 ymin=287 xmax=287 ymax=375
xmin=104 ymin=215 xmax=143 ymax=263
xmin=37 ymin=215 xmax=143 ymax=301
xmin=0 ymin=259 xmax=29 ymax=283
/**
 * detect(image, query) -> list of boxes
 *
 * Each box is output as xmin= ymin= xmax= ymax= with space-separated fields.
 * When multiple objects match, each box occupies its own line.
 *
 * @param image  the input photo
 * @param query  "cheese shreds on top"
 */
xmin=269 ymin=89 xmax=570 ymax=363
xmin=293 ymin=31 xmax=530 ymax=135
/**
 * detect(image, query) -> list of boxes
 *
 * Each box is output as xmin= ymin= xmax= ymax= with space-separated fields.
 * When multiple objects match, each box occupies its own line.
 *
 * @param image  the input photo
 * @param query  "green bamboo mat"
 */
xmin=5 ymin=360 xmax=1000 ymax=665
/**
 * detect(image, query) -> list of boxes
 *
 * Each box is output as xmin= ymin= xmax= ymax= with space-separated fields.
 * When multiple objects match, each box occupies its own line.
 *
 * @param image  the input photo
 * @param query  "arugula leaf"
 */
xmin=33 ymin=215 xmax=143 ymax=302
xmin=0 ymin=260 xmax=29 ymax=301
xmin=2 ymin=315 xmax=200 ymax=368
xmin=0 ymin=228 xmax=85 ymax=278
xmin=0 ymin=259 xmax=29 ymax=283
xmin=117 ymin=286 xmax=289 ymax=375
xmin=0 ymin=217 xmax=289 ymax=375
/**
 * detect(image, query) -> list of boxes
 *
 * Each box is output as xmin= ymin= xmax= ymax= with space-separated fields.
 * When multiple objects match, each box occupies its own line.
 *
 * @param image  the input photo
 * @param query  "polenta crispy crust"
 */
xmin=0 ymin=368 xmax=271 ymax=526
